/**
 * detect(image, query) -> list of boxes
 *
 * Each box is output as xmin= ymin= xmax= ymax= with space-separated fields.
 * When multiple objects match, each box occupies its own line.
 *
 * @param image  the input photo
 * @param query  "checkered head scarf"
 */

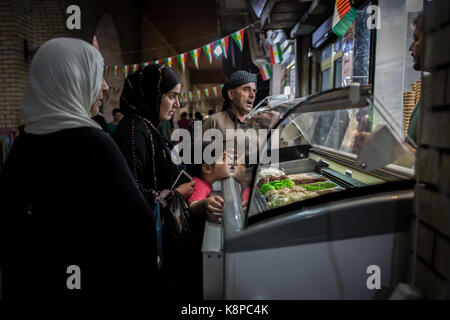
xmin=221 ymin=70 xmax=257 ymax=110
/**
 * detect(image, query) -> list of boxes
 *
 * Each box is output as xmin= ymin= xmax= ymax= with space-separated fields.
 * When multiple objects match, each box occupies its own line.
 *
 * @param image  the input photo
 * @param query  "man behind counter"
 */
xmin=406 ymin=11 xmax=428 ymax=151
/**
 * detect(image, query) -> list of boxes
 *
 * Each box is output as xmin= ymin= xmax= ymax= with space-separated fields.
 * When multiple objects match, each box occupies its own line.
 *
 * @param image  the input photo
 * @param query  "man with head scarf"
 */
xmin=202 ymin=70 xmax=257 ymax=137
xmin=0 ymin=38 xmax=158 ymax=300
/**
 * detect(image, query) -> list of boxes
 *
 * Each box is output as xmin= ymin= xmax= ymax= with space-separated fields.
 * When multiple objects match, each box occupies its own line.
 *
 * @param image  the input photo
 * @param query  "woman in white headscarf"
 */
xmin=0 ymin=38 xmax=158 ymax=300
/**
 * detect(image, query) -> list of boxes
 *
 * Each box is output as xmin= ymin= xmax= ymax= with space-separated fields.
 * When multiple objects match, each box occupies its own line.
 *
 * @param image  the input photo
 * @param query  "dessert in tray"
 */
xmin=257 ymin=169 xmax=339 ymax=209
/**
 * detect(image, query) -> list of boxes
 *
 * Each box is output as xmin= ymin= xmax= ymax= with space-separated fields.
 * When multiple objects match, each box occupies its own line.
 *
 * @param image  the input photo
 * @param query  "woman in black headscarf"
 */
xmin=113 ymin=64 xmax=199 ymax=299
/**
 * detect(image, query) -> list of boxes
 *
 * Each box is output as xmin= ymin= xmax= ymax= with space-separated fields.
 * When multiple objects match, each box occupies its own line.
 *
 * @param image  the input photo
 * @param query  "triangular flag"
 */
xmin=203 ymin=43 xmax=214 ymax=64
xmin=141 ymin=62 xmax=149 ymax=69
xmin=113 ymin=65 xmax=120 ymax=78
xmin=165 ymin=57 xmax=174 ymax=67
xmin=177 ymin=53 xmax=187 ymax=72
xmin=182 ymin=92 xmax=187 ymax=101
xmin=190 ymin=49 xmax=201 ymax=69
xmin=219 ymin=84 xmax=224 ymax=91
xmin=195 ymin=89 xmax=201 ymax=100
xmin=212 ymin=86 xmax=218 ymax=97
xmin=269 ymin=42 xmax=284 ymax=64
xmin=259 ymin=64 xmax=272 ymax=81
xmin=123 ymin=65 xmax=131 ymax=78
xmin=104 ymin=65 xmax=110 ymax=76
xmin=115 ymin=87 xmax=121 ymax=96
xmin=218 ymin=36 xmax=229 ymax=59
xmin=132 ymin=64 xmax=139 ymax=73
xmin=152 ymin=60 xmax=159 ymax=65
xmin=332 ymin=0 xmax=356 ymax=37
xmin=188 ymin=91 xmax=194 ymax=102
xmin=203 ymin=88 xmax=210 ymax=99
xmin=231 ymin=29 xmax=245 ymax=52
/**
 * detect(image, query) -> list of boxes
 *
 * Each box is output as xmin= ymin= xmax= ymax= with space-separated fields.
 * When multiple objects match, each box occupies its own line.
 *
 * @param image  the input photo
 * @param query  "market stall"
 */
xmin=202 ymin=85 xmax=415 ymax=300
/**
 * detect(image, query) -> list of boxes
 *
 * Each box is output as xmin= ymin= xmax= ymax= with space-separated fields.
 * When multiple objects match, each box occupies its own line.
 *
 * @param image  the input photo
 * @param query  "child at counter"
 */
xmin=188 ymin=147 xmax=232 ymax=223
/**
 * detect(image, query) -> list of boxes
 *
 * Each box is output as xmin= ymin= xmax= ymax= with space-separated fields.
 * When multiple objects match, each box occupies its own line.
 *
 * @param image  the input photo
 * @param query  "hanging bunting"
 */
xmin=104 ymin=65 xmax=111 ymax=76
xmin=218 ymin=36 xmax=230 ymax=59
xmin=269 ymin=42 xmax=284 ymax=64
xmin=259 ymin=64 xmax=272 ymax=81
xmin=182 ymin=92 xmax=187 ymax=101
xmin=190 ymin=48 xmax=201 ymax=69
xmin=115 ymin=87 xmax=121 ymax=96
xmin=219 ymin=84 xmax=224 ymax=91
xmin=231 ymin=29 xmax=245 ymax=52
xmin=203 ymin=43 xmax=214 ymax=64
xmin=212 ymin=86 xmax=218 ymax=97
xmin=188 ymin=91 xmax=194 ymax=102
xmin=141 ymin=62 xmax=150 ymax=69
xmin=123 ymin=65 xmax=131 ymax=78
xmin=195 ymin=89 xmax=202 ymax=100
xmin=332 ymin=0 xmax=356 ymax=37
xmin=177 ymin=53 xmax=187 ymax=72
xmin=203 ymin=88 xmax=210 ymax=99
xmin=132 ymin=64 xmax=139 ymax=73
xmin=165 ymin=57 xmax=174 ymax=67
xmin=113 ymin=65 xmax=120 ymax=78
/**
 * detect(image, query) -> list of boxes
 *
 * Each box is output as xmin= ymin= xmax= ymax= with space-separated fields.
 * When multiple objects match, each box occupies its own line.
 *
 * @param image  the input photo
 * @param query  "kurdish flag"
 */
xmin=190 ymin=49 xmax=201 ymax=69
xmin=259 ymin=64 xmax=272 ymax=81
xmin=132 ymin=64 xmax=139 ymax=73
xmin=104 ymin=65 xmax=110 ymax=76
xmin=195 ymin=89 xmax=202 ymax=100
xmin=332 ymin=0 xmax=356 ymax=37
xmin=203 ymin=43 xmax=214 ymax=64
xmin=177 ymin=53 xmax=187 ymax=72
xmin=188 ymin=91 xmax=194 ymax=102
xmin=218 ymin=36 xmax=229 ymax=59
xmin=165 ymin=57 xmax=174 ymax=67
xmin=212 ymin=86 xmax=218 ymax=97
xmin=231 ymin=29 xmax=245 ymax=52
xmin=203 ymin=88 xmax=210 ymax=99
xmin=141 ymin=62 xmax=150 ymax=69
xmin=123 ymin=65 xmax=131 ymax=78
xmin=269 ymin=43 xmax=283 ymax=64
xmin=113 ymin=65 xmax=119 ymax=78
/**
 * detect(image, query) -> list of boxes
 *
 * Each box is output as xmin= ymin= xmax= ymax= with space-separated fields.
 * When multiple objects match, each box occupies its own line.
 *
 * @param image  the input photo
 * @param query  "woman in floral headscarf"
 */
xmin=113 ymin=64 xmax=201 ymax=299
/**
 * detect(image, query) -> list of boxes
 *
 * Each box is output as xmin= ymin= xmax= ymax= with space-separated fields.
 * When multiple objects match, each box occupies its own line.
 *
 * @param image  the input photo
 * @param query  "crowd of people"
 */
xmin=0 ymin=37 xmax=258 ymax=300
xmin=0 ymin=10 xmax=424 ymax=300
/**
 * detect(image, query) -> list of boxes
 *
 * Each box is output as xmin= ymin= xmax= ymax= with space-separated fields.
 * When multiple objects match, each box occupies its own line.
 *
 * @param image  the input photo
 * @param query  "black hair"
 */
xmin=160 ymin=65 xmax=182 ymax=96
xmin=195 ymin=112 xmax=203 ymax=121
xmin=187 ymin=141 xmax=220 ymax=178
xmin=181 ymin=112 xmax=187 ymax=118
xmin=112 ymin=108 xmax=121 ymax=115
xmin=208 ymin=109 xmax=214 ymax=115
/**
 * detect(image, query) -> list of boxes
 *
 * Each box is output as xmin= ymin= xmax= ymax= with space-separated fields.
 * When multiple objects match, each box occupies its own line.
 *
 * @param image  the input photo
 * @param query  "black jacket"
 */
xmin=0 ymin=127 xmax=158 ymax=301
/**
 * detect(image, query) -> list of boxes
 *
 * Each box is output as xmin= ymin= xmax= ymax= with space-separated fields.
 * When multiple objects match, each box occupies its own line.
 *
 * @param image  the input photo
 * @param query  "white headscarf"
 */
xmin=21 ymin=38 xmax=104 ymax=134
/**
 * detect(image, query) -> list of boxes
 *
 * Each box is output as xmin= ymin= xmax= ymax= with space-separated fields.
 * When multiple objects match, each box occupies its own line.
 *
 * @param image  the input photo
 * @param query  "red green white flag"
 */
xmin=190 ymin=49 xmax=201 ymax=69
xmin=203 ymin=88 xmax=210 ymax=99
xmin=219 ymin=84 xmax=224 ymax=91
xmin=132 ymin=64 xmax=139 ymax=73
xmin=332 ymin=0 xmax=356 ymax=37
xmin=104 ymin=65 xmax=110 ymax=76
xmin=269 ymin=42 xmax=283 ymax=64
xmin=212 ymin=86 xmax=218 ymax=97
xmin=218 ymin=36 xmax=229 ymax=59
xmin=123 ymin=65 xmax=131 ymax=78
xmin=141 ymin=62 xmax=149 ymax=69
xmin=165 ymin=57 xmax=174 ymax=67
xmin=188 ymin=91 xmax=194 ymax=102
xmin=203 ymin=43 xmax=214 ymax=64
xmin=113 ymin=65 xmax=119 ymax=78
xmin=231 ymin=29 xmax=245 ymax=52
xmin=177 ymin=53 xmax=187 ymax=72
xmin=195 ymin=89 xmax=201 ymax=100
xmin=259 ymin=64 xmax=272 ymax=81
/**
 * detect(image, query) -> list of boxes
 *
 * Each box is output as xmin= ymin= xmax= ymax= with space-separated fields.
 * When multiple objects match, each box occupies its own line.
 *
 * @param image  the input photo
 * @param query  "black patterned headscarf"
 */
xmin=120 ymin=64 xmax=181 ymax=127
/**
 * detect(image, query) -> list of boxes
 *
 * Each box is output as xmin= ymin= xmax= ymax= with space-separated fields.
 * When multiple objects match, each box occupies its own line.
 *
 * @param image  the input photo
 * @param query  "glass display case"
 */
xmin=202 ymin=85 xmax=415 ymax=300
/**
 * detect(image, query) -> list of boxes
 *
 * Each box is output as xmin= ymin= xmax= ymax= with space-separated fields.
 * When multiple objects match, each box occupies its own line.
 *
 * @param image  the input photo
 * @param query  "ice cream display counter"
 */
xmin=202 ymin=85 xmax=416 ymax=300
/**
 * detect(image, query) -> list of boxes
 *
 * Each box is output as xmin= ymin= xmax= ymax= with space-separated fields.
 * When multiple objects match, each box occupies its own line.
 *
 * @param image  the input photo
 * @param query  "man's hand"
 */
xmin=176 ymin=180 xmax=196 ymax=199
xmin=206 ymin=195 xmax=224 ymax=223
